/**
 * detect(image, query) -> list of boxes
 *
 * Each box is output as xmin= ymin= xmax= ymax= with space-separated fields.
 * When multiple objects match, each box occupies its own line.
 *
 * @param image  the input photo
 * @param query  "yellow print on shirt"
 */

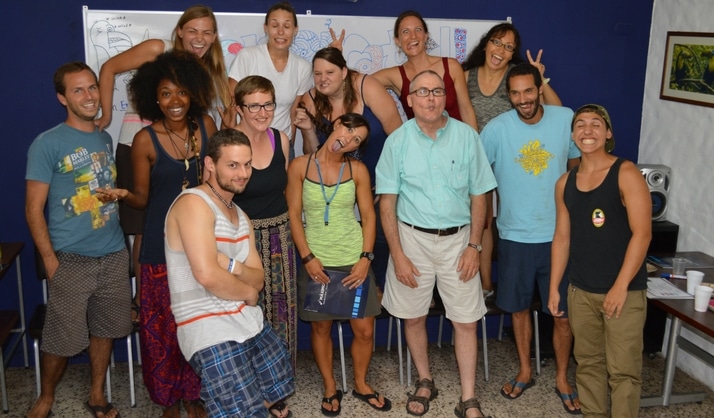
xmin=515 ymin=139 xmax=553 ymax=176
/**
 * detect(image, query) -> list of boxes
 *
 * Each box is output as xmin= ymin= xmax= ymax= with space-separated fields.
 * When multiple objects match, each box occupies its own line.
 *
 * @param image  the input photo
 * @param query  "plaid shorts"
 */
xmin=42 ymin=249 xmax=132 ymax=356
xmin=189 ymin=323 xmax=295 ymax=417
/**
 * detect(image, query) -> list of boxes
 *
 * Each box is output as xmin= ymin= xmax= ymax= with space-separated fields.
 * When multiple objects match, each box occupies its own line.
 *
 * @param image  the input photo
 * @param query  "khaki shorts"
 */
xmin=382 ymin=222 xmax=486 ymax=323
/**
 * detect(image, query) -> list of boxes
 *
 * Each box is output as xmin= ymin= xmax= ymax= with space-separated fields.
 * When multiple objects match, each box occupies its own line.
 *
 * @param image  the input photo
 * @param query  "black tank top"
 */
xmin=232 ymin=128 xmax=288 ymax=219
xmin=564 ymin=158 xmax=647 ymax=293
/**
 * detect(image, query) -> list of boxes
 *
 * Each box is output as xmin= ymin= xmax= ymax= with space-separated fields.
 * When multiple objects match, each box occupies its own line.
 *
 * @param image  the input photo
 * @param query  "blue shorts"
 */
xmin=189 ymin=324 xmax=295 ymax=417
xmin=495 ymin=240 xmax=569 ymax=316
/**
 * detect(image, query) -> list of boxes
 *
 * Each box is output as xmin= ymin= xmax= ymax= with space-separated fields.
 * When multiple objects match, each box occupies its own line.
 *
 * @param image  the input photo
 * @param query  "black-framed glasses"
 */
xmin=489 ymin=38 xmax=515 ymax=52
xmin=409 ymin=88 xmax=447 ymax=97
xmin=240 ymin=102 xmax=276 ymax=113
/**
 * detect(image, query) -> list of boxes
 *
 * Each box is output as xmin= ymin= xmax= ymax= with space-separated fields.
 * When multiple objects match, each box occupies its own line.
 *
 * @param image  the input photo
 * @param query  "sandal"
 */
xmin=183 ymin=399 xmax=207 ymax=418
xmin=161 ymin=403 xmax=180 ymax=418
xmin=86 ymin=401 xmax=121 ymax=418
xmin=352 ymin=389 xmax=392 ymax=411
xmin=454 ymin=397 xmax=491 ymax=418
xmin=269 ymin=398 xmax=292 ymax=418
xmin=406 ymin=378 xmax=439 ymax=416
xmin=131 ymin=299 xmax=141 ymax=327
xmin=320 ymin=390 xmax=342 ymax=417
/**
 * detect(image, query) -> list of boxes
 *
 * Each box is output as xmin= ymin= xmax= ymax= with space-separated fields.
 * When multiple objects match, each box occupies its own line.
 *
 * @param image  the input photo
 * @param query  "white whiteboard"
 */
xmin=83 ymin=6 xmax=504 ymax=144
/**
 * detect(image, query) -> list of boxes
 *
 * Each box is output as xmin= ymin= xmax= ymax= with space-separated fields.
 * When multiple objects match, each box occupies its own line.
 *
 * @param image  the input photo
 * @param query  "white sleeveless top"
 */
xmin=165 ymin=188 xmax=264 ymax=360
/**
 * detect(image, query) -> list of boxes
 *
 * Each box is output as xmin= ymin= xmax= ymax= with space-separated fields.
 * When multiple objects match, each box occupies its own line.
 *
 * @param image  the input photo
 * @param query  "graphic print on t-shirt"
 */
xmin=516 ymin=139 xmax=554 ymax=176
xmin=57 ymin=145 xmax=117 ymax=229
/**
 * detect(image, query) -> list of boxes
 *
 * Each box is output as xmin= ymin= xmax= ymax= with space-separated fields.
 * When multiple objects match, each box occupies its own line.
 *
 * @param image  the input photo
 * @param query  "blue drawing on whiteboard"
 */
xmin=88 ymin=20 xmax=136 ymax=69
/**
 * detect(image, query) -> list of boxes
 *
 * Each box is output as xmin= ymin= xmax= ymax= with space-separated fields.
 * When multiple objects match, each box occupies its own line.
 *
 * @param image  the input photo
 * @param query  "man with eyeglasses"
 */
xmin=480 ymin=62 xmax=581 ymax=414
xmin=376 ymin=70 xmax=497 ymax=417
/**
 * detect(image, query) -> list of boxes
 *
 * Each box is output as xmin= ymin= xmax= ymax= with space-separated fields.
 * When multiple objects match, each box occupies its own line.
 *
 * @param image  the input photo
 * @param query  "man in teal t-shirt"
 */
xmin=25 ymin=62 xmax=131 ymax=418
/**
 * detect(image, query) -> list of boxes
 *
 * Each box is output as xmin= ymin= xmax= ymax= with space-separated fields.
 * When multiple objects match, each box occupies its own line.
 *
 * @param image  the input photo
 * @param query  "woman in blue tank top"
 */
xmin=100 ymin=50 xmax=217 ymax=416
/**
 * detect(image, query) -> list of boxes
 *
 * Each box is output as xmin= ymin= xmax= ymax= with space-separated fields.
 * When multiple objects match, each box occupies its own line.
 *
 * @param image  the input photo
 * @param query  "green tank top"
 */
xmin=302 ymin=158 xmax=363 ymax=266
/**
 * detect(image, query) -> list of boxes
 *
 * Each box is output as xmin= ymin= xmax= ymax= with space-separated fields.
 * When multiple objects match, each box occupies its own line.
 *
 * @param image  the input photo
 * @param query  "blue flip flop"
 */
xmin=500 ymin=378 xmax=535 ymax=399
xmin=555 ymin=388 xmax=582 ymax=415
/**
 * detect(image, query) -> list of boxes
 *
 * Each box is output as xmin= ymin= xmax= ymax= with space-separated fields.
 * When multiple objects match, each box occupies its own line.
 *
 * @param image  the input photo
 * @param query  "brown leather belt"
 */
xmin=401 ymin=221 xmax=467 ymax=236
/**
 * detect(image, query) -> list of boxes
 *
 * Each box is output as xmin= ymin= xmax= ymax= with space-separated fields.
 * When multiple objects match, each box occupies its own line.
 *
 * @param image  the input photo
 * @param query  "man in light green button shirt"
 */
xmin=376 ymin=70 xmax=497 ymax=417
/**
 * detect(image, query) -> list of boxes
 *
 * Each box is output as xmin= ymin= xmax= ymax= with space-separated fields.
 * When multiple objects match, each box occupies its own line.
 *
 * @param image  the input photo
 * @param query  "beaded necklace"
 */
xmin=206 ymin=181 xmax=234 ymax=209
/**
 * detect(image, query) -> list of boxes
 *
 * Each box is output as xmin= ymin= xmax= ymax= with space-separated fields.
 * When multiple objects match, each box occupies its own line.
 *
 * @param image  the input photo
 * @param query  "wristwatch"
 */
xmin=360 ymin=251 xmax=375 ymax=261
xmin=468 ymin=243 xmax=483 ymax=252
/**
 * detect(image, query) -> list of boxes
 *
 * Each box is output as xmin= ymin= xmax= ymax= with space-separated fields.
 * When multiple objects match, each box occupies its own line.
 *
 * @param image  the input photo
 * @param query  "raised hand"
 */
xmin=526 ymin=49 xmax=547 ymax=80
xmin=328 ymin=27 xmax=346 ymax=51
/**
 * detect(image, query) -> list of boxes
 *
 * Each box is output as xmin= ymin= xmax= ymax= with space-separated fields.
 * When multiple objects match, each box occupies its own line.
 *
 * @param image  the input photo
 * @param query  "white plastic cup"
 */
xmin=686 ymin=270 xmax=705 ymax=295
xmin=672 ymin=257 xmax=687 ymax=276
xmin=694 ymin=285 xmax=713 ymax=312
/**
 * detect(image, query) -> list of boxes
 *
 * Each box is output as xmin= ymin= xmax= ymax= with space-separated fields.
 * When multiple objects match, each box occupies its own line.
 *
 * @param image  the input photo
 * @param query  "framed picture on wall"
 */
xmin=660 ymin=31 xmax=714 ymax=108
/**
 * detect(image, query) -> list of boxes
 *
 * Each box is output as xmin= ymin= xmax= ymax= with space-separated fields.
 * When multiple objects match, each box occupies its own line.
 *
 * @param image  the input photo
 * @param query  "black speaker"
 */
xmin=638 ymin=164 xmax=671 ymax=221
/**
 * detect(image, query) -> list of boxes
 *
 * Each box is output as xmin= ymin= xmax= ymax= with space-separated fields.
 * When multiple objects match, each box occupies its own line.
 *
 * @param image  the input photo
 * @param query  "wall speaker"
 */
xmin=637 ymin=164 xmax=671 ymax=221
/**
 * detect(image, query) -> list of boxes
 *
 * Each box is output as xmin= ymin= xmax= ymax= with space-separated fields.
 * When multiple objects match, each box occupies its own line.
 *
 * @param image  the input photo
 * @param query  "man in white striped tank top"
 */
xmin=165 ymin=129 xmax=295 ymax=417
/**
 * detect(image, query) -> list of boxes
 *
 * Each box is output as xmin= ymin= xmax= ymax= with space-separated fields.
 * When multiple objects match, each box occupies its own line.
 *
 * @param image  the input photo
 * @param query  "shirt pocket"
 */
xmin=449 ymin=162 xmax=469 ymax=191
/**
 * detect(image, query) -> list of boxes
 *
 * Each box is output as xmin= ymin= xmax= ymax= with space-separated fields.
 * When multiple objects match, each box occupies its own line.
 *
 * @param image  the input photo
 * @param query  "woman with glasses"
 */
xmin=230 ymin=75 xmax=295 ymax=418
xmin=370 ymin=10 xmax=477 ymax=130
xmin=462 ymin=22 xmax=561 ymax=131
xmin=287 ymin=113 xmax=391 ymax=415
xmin=461 ymin=22 xmax=562 ymax=304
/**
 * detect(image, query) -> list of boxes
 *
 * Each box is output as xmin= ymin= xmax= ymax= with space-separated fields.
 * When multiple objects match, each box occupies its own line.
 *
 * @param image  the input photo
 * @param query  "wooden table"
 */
xmin=641 ymin=251 xmax=714 ymax=407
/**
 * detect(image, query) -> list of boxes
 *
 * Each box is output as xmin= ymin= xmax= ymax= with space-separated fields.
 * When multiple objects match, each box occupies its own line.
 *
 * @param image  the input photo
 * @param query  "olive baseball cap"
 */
xmin=572 ymin=104 xmax=615 ymax=153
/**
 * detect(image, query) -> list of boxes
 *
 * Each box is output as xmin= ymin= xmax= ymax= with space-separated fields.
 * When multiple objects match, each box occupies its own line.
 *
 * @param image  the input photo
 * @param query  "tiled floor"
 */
xmin=5 ymin=335 xmax=713 ymax=417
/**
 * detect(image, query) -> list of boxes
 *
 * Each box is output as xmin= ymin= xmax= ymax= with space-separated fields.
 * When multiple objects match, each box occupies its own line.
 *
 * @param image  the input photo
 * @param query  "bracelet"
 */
xmin=301 ymin=252 xmax=315 ymax=264
xmin=227 ymin=258 xmax=235 ymax=274
xmin=542 ymin=77 xmax=551 ymax=86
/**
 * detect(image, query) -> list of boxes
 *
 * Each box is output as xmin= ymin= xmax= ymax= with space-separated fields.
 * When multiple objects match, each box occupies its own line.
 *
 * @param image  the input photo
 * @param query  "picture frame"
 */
xmin=660 ymin=31 xmax=714 ymax=108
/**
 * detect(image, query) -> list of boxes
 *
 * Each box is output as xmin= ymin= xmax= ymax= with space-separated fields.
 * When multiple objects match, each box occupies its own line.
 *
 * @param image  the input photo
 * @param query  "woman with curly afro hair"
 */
xmin=102 ymin=49 xmax=217 ymax=417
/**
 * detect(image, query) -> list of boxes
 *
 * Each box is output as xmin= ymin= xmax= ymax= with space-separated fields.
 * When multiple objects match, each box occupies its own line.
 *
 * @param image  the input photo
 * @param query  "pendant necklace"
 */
xmin=206 ymin=181 xmax=234 ymax=209
xmin=314 ymin=152 xmax=345 ymax=226
xmin=163 ymin=119 xmax=190 ymax=170
xmin=163 ymin=119 xmax=193 ymax=189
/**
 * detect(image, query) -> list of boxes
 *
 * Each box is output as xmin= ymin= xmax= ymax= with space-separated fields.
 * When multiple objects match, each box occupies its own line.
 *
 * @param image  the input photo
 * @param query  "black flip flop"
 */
xmin=85 ymin=401 xmax=121 ymax=418
xmin=352 ymin=390 xmax=392 ymax=411
xmin=320 ymin=390 xmax=343 ymax=417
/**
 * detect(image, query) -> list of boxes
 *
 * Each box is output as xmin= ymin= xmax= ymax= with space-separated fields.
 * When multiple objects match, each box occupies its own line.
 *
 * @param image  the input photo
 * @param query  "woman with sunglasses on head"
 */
xmin=229 ymin=75 xmax=295 ymax=418
xmin=287 ymin=114 xmax=391 ymax=416
xmin=98 ymin=50 xmax=217 ymax=417
xmin=226 ymin=2 xmax=312 ymax=160
xmin=461 ymin=22 xmax=562 ymax=304
xmin=369 ymin=10 xmax=477 ymax=130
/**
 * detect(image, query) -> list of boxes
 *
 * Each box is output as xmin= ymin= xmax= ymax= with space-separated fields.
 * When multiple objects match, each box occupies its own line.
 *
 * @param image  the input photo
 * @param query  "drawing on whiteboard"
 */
xmin=88 ymin=20 xmax=137 ymax=70
xmin=84 ymin=8 xmax=502 ymax=147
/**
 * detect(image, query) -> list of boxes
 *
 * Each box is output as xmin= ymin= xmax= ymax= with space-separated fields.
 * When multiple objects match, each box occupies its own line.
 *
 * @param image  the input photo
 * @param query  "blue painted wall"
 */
xmin=1 ymin=0 xmax=654 ymax=365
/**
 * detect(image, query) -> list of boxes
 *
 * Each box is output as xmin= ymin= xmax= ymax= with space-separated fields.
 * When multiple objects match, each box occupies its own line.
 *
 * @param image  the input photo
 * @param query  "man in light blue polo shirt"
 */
xmin=376 ymin=70 xmax=497 ymax=417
